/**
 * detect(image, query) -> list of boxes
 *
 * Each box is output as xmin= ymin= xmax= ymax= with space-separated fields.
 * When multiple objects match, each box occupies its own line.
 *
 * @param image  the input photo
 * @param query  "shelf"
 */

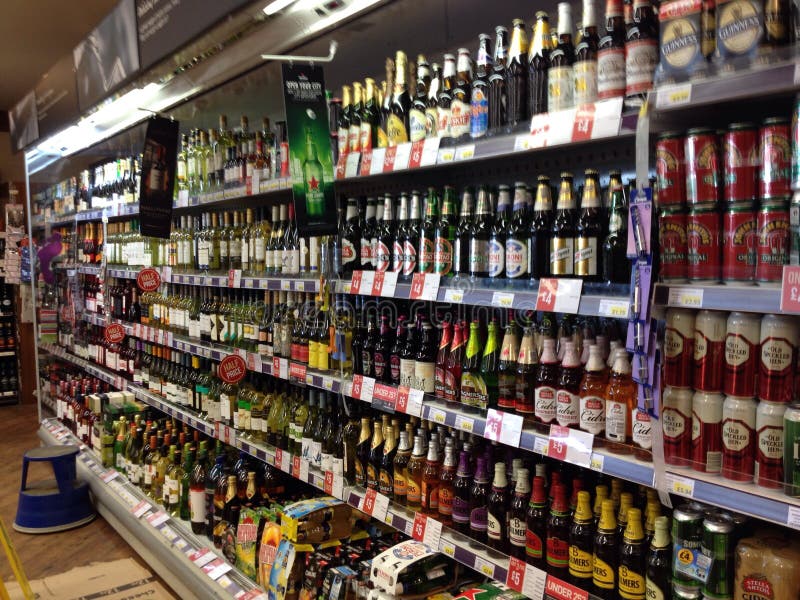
xmin=32 ymin=203 xmax=140 ymax=229
xmin=652 ymin=282 xmax=784 ymax=314
xmin=38 ymin=419 xmax=266 ymax=599
xmin=104 ymin=266 xmax=321 ymax=292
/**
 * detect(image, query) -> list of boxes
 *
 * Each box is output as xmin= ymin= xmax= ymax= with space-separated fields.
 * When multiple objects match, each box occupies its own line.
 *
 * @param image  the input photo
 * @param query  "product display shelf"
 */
xmin=652 ymin=282 xmax=787 ymax=315
xmin=37 ymin=419 xmax=267 ymax=600
xmin=104 ymin=266 xmax=321 ymax=292
xmin=32 ymin=202 xmax=140 ymax=230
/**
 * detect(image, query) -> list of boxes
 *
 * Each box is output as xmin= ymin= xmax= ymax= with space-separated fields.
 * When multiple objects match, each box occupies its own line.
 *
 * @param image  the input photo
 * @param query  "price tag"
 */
xmin=437 ymin=147 xmax=455 ymax=163
xmin=189 ymin=548 xmax=216 ymax=567
xmin=455 ymin=414 xmax=474 ymax=433
xmin=674 ymin=547 xmax=713 ymax=583
xmin=146 ymin=510 xmax=169 ymax=527
xmin=524 ymin=564 xmax=547 ymax=600
xmin=373 ymin=383 xmax=398 ymax=411
xmin=372 ymin=270 xmax=398 ymax=297
xmin=474 ymin=556 xmax=495 ymax=578
xmin=396 ymin=387 xmax=424 ymax=417
xmin=412 ymin=513 xmax=443 ymax=549
xmin=667 ymin=287 xmax=704 ymax=308
xmin=514 ymin=135 xmax=531 ymax=151
xmin=455 ymin=144 xmax=475 ymax=161
xmin=228 ymin=269 xmax=242 ymax=288
xmin=529 ymin=114 xmax=550 ymax=147
xmin=360 ymin=489 xmax=389 ymax=521
xmin=535 ymin=278 xmax=583 ymax=314
xmin=485 ymin=409 xmax=523 ymax=447
xmin=547 ymin=108 xmax=576 ymax=146
xmin=358 ymin=271 xmax=375 ymax=296
xmin=408 ymin=140 xmax=425 ymax=168
xmin=598 ymin=298 xmax=631 ymax=318
xmin=656 ymin=83 xmax=692 ymax=108
xmin=131 ymin=500 xmax=151 ymax=518
xmin=246 ymin=353 xmax=263 ymax=372
xmin=780 ymin=266 xmax=800 ymax=313
xmin=350 ymin=271 xmax=364 ymax=295
xmin=409 ymin=273 xmax=441 ymax=301
xmin=369 ymin=148 xmax=386 ymax=175
xmin=324 ymin=471 xmax=344 ymax=499
xmin=345 ymin=152 xmax=361 ymax=178
xmin=322 ymin=377 xmax=334 ymax=391
xmin=547 ymin=425 xmax=594 ymax=468
xmin=277 ymin=357 xmax=289 ymax=379
xmin=204 ymin=559 xmax=233 ymax=581
xmin=429 ymin=407 xmax=447 ymax=425
xmin=572 ymin=103 xmax=596 ymax=142
xmin=591 ymin=97 xmax=624 ymax=139
xmin=292 ymin=456 xmax=301 ymax=479
xmin=383 ymin=146 xmax=398 ymax=172
xmin=545 ymin=575 xmax=589 ymax=600
xmin=393 ymin=142 xmax=412 ymax=170
xmin=420 ymin=137 xmax=440 ymax=166
xmin=665 ymin=473 xmax=696 ymax=498
xmin=350 ymin=375 xmax=376 ymax=403
xmin=289 ymin=362 xmax=307 ymax=382
xmin=491 ymin=291 xmax=515 ymax=308
xmin=281 ymin=279 xmax=292 ymax=291
xmin=440 ymin=540 xmax=456 ymax=558
xmin=590 ymin=453 xmax=605 ymax=472
xmin=359 ymin=150 xmax=372 ymax=176
xmin=275 ymin=448 xmax=291 ymax=473
xmin=443 ymin=288 xmax=463 ymax=303
xmin=506 ymin=557 xmax=528 ymax=593
xmin=335 ymin=153 xmax=348 ymax=180
xmin=787 ymin=506 xmax=800 ymax=528
xmin=101 ymin=470 xmax=119 ymax=483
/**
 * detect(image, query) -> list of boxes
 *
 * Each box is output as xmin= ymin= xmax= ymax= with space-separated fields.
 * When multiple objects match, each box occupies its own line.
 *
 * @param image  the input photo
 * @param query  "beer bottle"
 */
xmin=593 ymin=484 xmax=610 ymax=526
xmin=360 ymin=78 xmax=380 ymax=152
xmin=393 ymin=430 xmax=411 ymax=505
xmin=453 ymin=187 xmax=474 ymax=277
xmin=452 ymin=450 xmax=473 ymax=535
xmin=536 ymin=338 xmax=560 ymax=424
xmin=597 ymin=0 xmax=626 ymax=99
xmin=569 ymin=490 xmax=595 ymax=586
xmin=482 ymin=319 xmax=501 ymax=409
xmin=529 ymin=12 xmax=553 ymax=117
xmin=378 ymin=57 xmax=394 ymax=148
xmin=374 ymin=315 xmax=393 ymax=383
xmin=487 ymin=462 xmax=510 ymax=553
xmin=337 ymin=85 xmax=352 ymax=160
xmin=556 ymin=341 xmax=582 ymax=428
xmin=376 ymin=194 xmax=395 ymax=273
xmin=426 ymin=63 xmax=441 ymax=138
xmin=580 ymin=344 xmax=609 ymax=436
xmin=469 ymin=186 xmax=492 ymax=278
xmin=451 ymin=48 xmax=473 ymax=141
xmin=574 ymin=0 xmax=600 ymax=105
xmin=389 ymin=316 xmax=407 ymax=385
xmin=421 ymin=436 xmax=441 ymax=517
xmin=506 ymin=182 xmax=530 ymax=279
xmin=469 ymin=457 xmax=490 ymax=545
xmin=365 ymin=416 xmax=385 ymax=490
xmin=371 ymin=194 xmax=385 ymax=266
xmin=414 ymin=317 xmax=437 ymax=394
xmin=624 ymin=0 xmax=658 ymax=107
xmin=645 ymin=516 xmax=671 ymax=600
xmin=764 ymin=0 xmax=790 ymax=46
xmin=489 ymin=26 xmax=509 ymax=129
xmin=438 ymin=440 xmax=456 ymax=526
xmin=435 ymin=321 xmax=452 ymax=400
xmin=362 ymin=313 xmax=378 ymax=378
xmin=379 ymin=421 xmax=396 ymax=497
xmin=605 ymin=350 xmax=635 ymax=452
xmin=444 ymin=321 xmax=464 ymax=403
xmin=409 ymin=56 xmax=431 ymax=143
xmin=460 ymin=320 xmax=484 ymax=408
xmin=471 ymin=34 xmax=492 ymax=139
xmin=529 ymin=175 xmax=553 ymax=280
xmin=339 ymin=197 xmax=361 ymax=276
xmin=643 ymin=500 xmax=661 ymax=544
xmin=418 ymin=188 xmax=439 ymax=274
xmin=593 ymin=498 xmax=619 ymax=598
xmin=349 ymin=82 xmax=363 ymax=153
xmin=400 ymin=317 xmax=418 ymax=388
xmin=576 ymin=168 xmax=602 ymax=281
xmin=619 ymin=508 xmax=646 ymax=600
xmin=506 ymin=19 xmax=529 ymax=127
xmin=617 ymin=492 xmax=634 ymax=538
xmin=546 ymin=483 xmax=570 ymax=576
xmin=360 ymin=197 xmax=377 ymax=271
xmin=515 ymin=324 xmax=539 ymax=417
xmin=602 ymin=175 xmax=629 ymax=283
xmin=406 ymin=434 xmax=425 ymax=511
xmin=498 ymin=322 xmax=520 ymax=410
xmin=388 ymin=51 xmax=410 ymax=145
xmin=525 ymin=475 xmax=548 ymax=568
xmin=403 ymin=190 xmax=422 ymax=279
xmin=434 ymin=186 xmax=457 ymax=276
xmin=393 ymin=193 xmax=408 ymax=274
xmin=550 ymin=172 xmax=577 ymax=276
xmin=549 ymin=3 xmax=576 ymax=113
xmin=502 ymin=466 xmax=528 ymax=559
xmin=490 ymin=185 xmax=512 ymax=279
xmin=437 ymin=54 xmax=457 ymax=140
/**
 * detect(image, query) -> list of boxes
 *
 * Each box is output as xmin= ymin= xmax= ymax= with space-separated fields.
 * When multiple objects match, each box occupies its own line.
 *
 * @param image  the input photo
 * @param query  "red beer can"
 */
xmin=692 ymin=390 xmax=724 ymax=473
xmin=721 ymin=204 xmax=757 ymax=282
xmin=721 ymin=395 xmax=756 ymax=482
xmin=759 ymin=314 xmax=799 ymax=403
xmin=693 ymin=309 xmax=726 ymax=392
xmin=656 ymin=131 xmax=686 ymax=206
xmin=760 ymin=117 xmax=792 ymax=201
xmin=755 ymin=202 xmax=790 ymax=283
xmin=664 ymin=308 xmax=695 ymax=387
xmin=687 ymin=207 xmax=722 ymax=282
xmin=659 ymin=207 xmax=688 ymax=281
xmin=723 ymin=311 xmax=760 ymax=397
xmin=685 ymin=128 xmax=721 ymax=205
xmin=662 ymin=386 xmax=694 ymax=467
xmin=755 ymin=400 xmax=785 ymax=488
xmin=724 ymin=123 xmax=758 ymax=203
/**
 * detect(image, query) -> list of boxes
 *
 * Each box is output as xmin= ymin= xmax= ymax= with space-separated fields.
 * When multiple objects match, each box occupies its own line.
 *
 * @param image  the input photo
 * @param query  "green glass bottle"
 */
xmin=418 ymin=187 xmax=439 ymax=273
xmin=481 ymin=319 xmax=501 ymax=409
xmin=434 ymin=186 xmax=457 ymax=276
xmin=302 ymin=127 xmax=325 ymax=217
xmin=460 ymin=320 xmax=486 ymax=409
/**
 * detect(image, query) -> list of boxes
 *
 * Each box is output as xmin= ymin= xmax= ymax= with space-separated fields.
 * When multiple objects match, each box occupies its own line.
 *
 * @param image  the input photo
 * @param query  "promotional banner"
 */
xmin=35 ymin=54 xmax=80 ymax=140
xmin=139 ymin=116 xmax=179 ymax=239
xmin=281 ymin=64 xmax=336 ymax=235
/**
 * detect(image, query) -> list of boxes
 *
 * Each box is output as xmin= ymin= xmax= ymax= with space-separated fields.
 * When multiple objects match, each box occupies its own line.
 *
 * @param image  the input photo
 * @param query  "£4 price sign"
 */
xmin=572 ymin=104 xmax=596 ymax=142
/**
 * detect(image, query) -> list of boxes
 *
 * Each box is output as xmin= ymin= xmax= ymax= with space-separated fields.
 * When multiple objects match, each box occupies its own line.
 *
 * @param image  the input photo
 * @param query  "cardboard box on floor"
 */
xmin=4 ymin=558 xmax=175 ymax=600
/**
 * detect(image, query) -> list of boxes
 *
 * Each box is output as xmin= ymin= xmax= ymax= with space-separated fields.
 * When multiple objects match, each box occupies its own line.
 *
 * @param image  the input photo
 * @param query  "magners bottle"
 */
xmin=593 ymin=498 xmax=619 ymax=598
xmin=619 ymin=508 xmax=646 ymax=600
xmin=569 ymin=490 xmax=595 ymax=586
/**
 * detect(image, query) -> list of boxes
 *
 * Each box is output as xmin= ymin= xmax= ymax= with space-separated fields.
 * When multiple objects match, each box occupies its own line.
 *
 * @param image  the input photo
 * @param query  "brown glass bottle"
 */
xmin=528 ymin=13 xmax=552 ymax=117
xmin=515 ymin=324 xmax=538 ymax=418
xmin=355 ymin=417 xmax=371 ymax=488
xmin=506 ymin=19 xmax=529 ymax=127
xmin=406 ymin=434 xmax=426 ymax=511
xmin=569 ymin=490 xmax=595 ymax=587
xmin=488 ymin=27 xmax=508 ymax=130
xmin=597 ymin=0 xmax=626 ymax=99
xmin=378 ymin=422 xmax=397 ymax=497
xmin=508 ymin=468 xmax=530 ymax=559
xmin=525 ymin=475 xmax=548 ymax=568
xmin=366 ymin=416 xmax=386 ymax=490
xmin=556 ymin=341 xmax=582 ymax=428
xmin=487 ymin=462 xmax=509 ymax=553
xmin=438 ymin=440 xmax=457 ymax=527
xmin=528 ymin=174 xmax=554 ymax=281
xmin=546 ymin=483 xmax=570 ymax=576
xmin=645 ymin=516 xmax=671 ymax=600
xmin=575 ymin=169 xmax=602 ymax=281
xmin=392 ymin=430 xmax=411 ymax=505
xmin=535 ymin=338 xmax=560 ymax=426
xmin=421 ymin=438 xmax=441 ymax=517
xmin=498 ymin=322 xmax=520 ymax=411
xmin=593 ymin=498 xmax=619 ymax=599
xmin=619 ymin=508 xmax=646 ymax=600
xmin=550 ymin=172 xmax=577 ymax=276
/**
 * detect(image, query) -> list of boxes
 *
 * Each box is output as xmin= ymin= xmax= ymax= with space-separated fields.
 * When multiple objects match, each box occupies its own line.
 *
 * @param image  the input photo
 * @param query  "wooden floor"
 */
xmin=0 ymin=401 xmax=171 ymax=592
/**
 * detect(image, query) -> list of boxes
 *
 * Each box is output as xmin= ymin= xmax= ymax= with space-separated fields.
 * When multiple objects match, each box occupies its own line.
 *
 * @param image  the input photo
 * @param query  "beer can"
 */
xmin=721 ymin=395 xmax=757 ymax=482
xmin=760 ymin=117 xmax=792 ymax=201
xmin=656 ymin=131 xmax=687 ymax=206
xmin=755 ymin=201 xmax=790 ymax=283
xmin=692 ymin=390 xmax=724 ymax=473
xmin=755 ymin=400 xmax=785 ymax=489
xmin=783 ymin=403 xmax=800 ymax=497
xmin=693 ymin=310 xmax=726 ymax=392
xmin=659 ymin=207 xmax=689 ymax=281
xmin=790 ymin=190 xmax=800 ymax=265
xmin=701 ymin=515 xmax=735 ymax=600
xmin=721 ymin=204 xmax=757 ymax=282
xmin=687 ymin=206 xmax=722 ymax=282
xmin=758 ymin=314 xmax=799 ymax=403
xmin=724 ymin=123 xmax=758 ymax=203
xmin=686 ymin=128 xmax=721 ymax=205
xmin=665 ymin=308 xmax=695 ymax=387
xmin=663 ymin=386 xmax=694 ymax=467
xmin=723 ymin=312 xmax=760 ymax=397
xmin=672 ymin=504 xmax=704 ymax=598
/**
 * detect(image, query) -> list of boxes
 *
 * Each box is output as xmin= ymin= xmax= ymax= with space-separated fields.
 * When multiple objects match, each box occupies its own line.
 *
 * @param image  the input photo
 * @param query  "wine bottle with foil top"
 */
xmin=506 ymin=19 xmax=530 ymax=126
xmin=498 ymin=321 xmax=520 ymax=411
xmin=409 ymin=56 xmax=430 ymax=143
xmin=528 ymin=12 xmax=552 ymax=117
xmin=487 ymin=462 xmax=510 ymax=552
xmin=489 ymin=26 xmax=509 ymax=129
xmin=388 ymin=51 xmax=411 ymax=145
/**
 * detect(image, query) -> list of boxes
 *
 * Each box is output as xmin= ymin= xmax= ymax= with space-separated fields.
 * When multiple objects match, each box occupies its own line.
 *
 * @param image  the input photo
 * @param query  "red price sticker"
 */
xmin=506 ymin=557 xmax=527 ymax=593
xmin=351 ymin=374 xmax=364 ymax=400
xmin=409 ymin=273 xmax=440 ymax=301
xmin=572 ymin=103 xmax=596 ymax=142
xmin=274 ymin=448 xmax=284 ymax=470
xmin=529 ymin=113 xmax=550 ymax=148
xmin=324 ymin=471 xmax=334 ymax=495
xmin=350 ymin=270 xmax=363 ymax=294
xmin=289 ymin=362 xmax=307 ymax=381
xmin=547 ymin=424 xmax=595 ymax=468
xmin=408 ymin=140 xmax=425 ymax=168
xmin=292 ymin=456 xmax=301 ymax=479
xmin=335 ymin=153 xmax=348 ymax=179
xmin=780 ymin=266 xmax=800 ymax=313
xmin=359 ymin=150 xmax=373 ymax=176
xmin=371 ymin=270 xmax=398 ymax=297
xmin=219 ymin=355 xmax=247 ymax=384
xmin=383 ymin=146 xmax=398 ymax=172
xmin=412 ymin=513 xmax=427 ymax=541
xmin=535 ymin=278 xmax=583 ymax=314
xmin=360 ymin=488 xmax=389 ymax=521
xmin=136 ymin=267 xmax=161 ymax=292
xmin=545 ymin=575 xmax=589 ymax=600
xmin=536 ymin=278 xmax=559 ymax=312
xmin=362 ymin=488 xmax=377 ymax=515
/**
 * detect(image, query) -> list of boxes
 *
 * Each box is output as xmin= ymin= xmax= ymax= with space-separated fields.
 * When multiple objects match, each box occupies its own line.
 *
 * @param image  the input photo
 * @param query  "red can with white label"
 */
xmin=721 ymin=204 xmax=757 ymax=282
xmin=721 ymin=395 xmax=757 ymax=482
xmin=760 ymin=117 xmax=792 ymax=201
xmin=724 ymin=123 xmax=758 ymax=203
xmin=664 ymin=308 xmax=695 ymax=387
xmin=723 ymin=312 xmax=760 ymax=397
xmin=687 ymin=207 xmax=722 ymax=282
xmin=755 ymin=202 xmax=790 ymax=283
xmin=693 ymin=310 xmax=727 ymax=392
xmin=755 ymin=400 xmax=786 ymax=488
xmin=656 ymin=132 xmax=686 ymax=206
xmin=662 ymin=386 xmax=694 ymax=467
xmin=685 ymin=128 xmax=721 ymax=205
xmin=759 ymin=314 xmax=799 ymax=403
xmin=659 ymin=208 xmax=688 ymax=281
xmin=692 ymin=390 xmax=724 ymax=473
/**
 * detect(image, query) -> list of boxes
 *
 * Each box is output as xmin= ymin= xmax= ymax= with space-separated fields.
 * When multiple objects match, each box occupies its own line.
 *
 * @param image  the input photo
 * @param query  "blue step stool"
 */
xmin=13 ymin=445 xmax=95 ymax=534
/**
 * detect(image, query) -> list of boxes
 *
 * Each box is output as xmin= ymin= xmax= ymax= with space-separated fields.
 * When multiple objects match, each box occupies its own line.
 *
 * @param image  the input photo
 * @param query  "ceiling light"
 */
xmin=306 ymin=0 xmax=383 ymax=34
xmin=263 ymin=0 xmax=297 ymax=15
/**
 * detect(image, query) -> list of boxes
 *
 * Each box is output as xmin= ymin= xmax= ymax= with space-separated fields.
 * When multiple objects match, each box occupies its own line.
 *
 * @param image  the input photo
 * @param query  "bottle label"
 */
xmin=498 ymin=373 xmax=516 ymax=409
xmin=469 ymin=506 xmax=487 ymax=532
xmin=437 ymin=106 xmax=452 ymax=138
xmin=403 ymin=239 xmax=418 ymax=276
xmin=625 ymin=38 xmax=658 ymax=95
xmin=414 ymin=360 xmax=436 ymax=393
xmin=337 ymin=126 xmax=349 ymax=155
xmin=547 ymin=536 xmax=570 ymax=568
xmin=593 ymin=555 xmax=616 ymax=589
xmin=392 ymin=240 xmax=404 ymax=272
xmin=421 ymin=481 xmax=439 ymax=511
xmin=409 ymin=108 xmax=427 ymax=143
xmin=557 ymin=389 xmax=580 ymax=427
xmin=606 ymin=399 xmax=628 ymax=442
xmin=471 ymin=87 xmax=489 ymax=138
xmin=573 ymin=59 xmax=599 ymax=105
xmin=632 ymin=409 xmax=653 ymax=450
xmin=505 ymin=238 xmax=528 ymax=278
xmin=400 ymin=358 xmax=416 ymax=388
xmin=390 ymin=355 xmax=401 ymax=383
xmin=341 ymin=238 xmax=357 ymax=265
xmin=354 ymin=460 xmax=366 ymax=487
xmin=469 ymin=238 xmax=489 ymax=274
xmin=461 ymin=372 xmax=489 ymax=409
xmin=449 ymin=99 xmax=471 ymax=138
xmin=619 ymin=565 xmax=646 ymax=600
xmin=348 ymin=124 xmax=361 ymax=152
xmin=526 ymin=530 xmax=544 ymax=560
xmin=425 ymin=107 xmax=439 ymax=137
xmin=376 ymin=241 xmax=391 ymax=272
xmin=487 ymin=510 xmax=504 ymax=540
xmin=535 ymin=385 xmax=557 ymax=423
xmin=360 ymin=122 xmax=374 ymax=152
xmin=597 ymin=47 xmax=626 ymax=98
xmin=377 ymin=127 xmax=389 ymax=149
xmin=393 ymin=470 xmax=407 ymax=498
xmin=569 ymin=546 xmax=594 ymax=579
xmin=516 ymin=378 xmax=535 ymax=414
xmin=548 ymin=65 xmax=574 ymax=112
xmin=406 ymin=477 xmax=421 ymax=505
xmin=488 ymin=239 xmax=505 ymax=277
xmin=452 ymin=496 xmax=470 ymax=524
xmin=434 ymin=237 xmax=454 ymax=275
xmin=387 ymin=114 xmax=409 ymax=144
xmin=509 ymin=516 xmax=527 ymax=548
xmin=366 ymin=464 xmax=378 ymax=488
xmin=167 ymin=476 xmax=180 ymax=504
xmin=550 ymin=237 xmax=574 ymax=275
xmin=379 ymin=470 xmax=393 ymax=496
xmin=420 ymin=236 xmax=435 ymax=273
xmin=189 ymin=489 xmax=206 ymax=523
xmin=438 ymin=486 xmax=453 ymax=517
xmin=580 ymin=395 xmax=606 ymax=434
xmin=574 ymin=237 xmax=598 ymax=276
xmin=646 ymin=577 xmax=666 ymax=600
xmin=374 ymin=351 xmax=388 ymax=381
xmin=144 ymin=465 xmax=153 ymax=486
xmin=360 ymin=236 xmax=372 ymax=267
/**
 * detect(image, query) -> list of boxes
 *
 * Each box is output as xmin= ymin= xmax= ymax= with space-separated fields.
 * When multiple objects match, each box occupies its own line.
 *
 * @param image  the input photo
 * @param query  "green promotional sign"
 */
xmin=281 ymin=64 xmax=336 ymax=235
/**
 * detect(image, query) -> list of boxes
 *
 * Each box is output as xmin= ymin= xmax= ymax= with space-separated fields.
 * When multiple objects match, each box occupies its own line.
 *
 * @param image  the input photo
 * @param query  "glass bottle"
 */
xmin=546 ymin=483 xmax=570 ymax=576
xmin=569 ymin=490 xmax=596 ymax=586
xmin=498 ymin=322 xmax=520 ymax=411
xmin=444 ymin=322 xmax=464 ymax=403
xmin=409 ymin=56 xmax=430 ymax=143
xmin=418 ymin=188 xmax=439 ymax=274
xmin=605 ymin=350 xmax=636 ymax=452
xmin=506 ymin=19 xmax=529 ymax=127
xmin=506 ymin=182 xmax=530 ymax=279
xmin=379 ymin=420 xmax=397 ymax=497
xmin=388 ymin=51 xmax=411 ymax=145
xmin=450 ymin=48 xmax=473 ymax=140
xmin=551 ymin=172 xmax=577 ymax=276
xmin=529 ymin=12 xmax=553 ymax=117
xmin=602 ymin=175 xmax=629 ymax=284
xmin=438 ymin=441 xmax=457 ymax=527
xmin=593 ymin=498 xmax=619 ymax=598
xmin=645 ymin=516 xmax=671 ymax=600
xmin=434 ymin=186 xmax=457 ymax=276
xmin=435 ymin=321 xmax=453 ymax=400
xmin=453 ymin=188 xmax=474 ymax=278
xmin=393 ymin=430 xmax=411 ymax=505
xmin=515 ymin=324 xmax=539 ymax=418
xmin=549 ymin=3 xmax=576 ymax=112
xmin=469 ymin=457 xmax=490 ymax=545
xmin=481 ymin=319 xmax=501 ymax=410
xmin=624 ymin=0 xmax=658 ymax=107
xmin=535 ymin=338 xmax=560 ymax=425
xmin=574 ymin=0 xmax=600 ymax=106
xmin=525 ymin=475 xmax=548 ymax=568
xmin=489 ymin=185 xmax=511 ymax=279
xmin=487 ymin=462 xmax=509 ymax=553
xmin=189 ymin=444 xmax=207 ymax=533
xmin=575 ymin=169 xmax=602 ymax=281
xmin=421 ymin=438 xmax=441 ymax=517
xmin=619 ymin=508 xmax=646 ymax=600
xmin=469 ymin=186 xmax=492 ymax=278
xmin=556 ymin=341 xmax=582 ymax=428
xmin=471 ymin=35 xmax=492 ymax=139
xmin=597 ymin=0 xmax=627 ymax=99
xmin=354 ymin=416 xmax=371 ymax=488
xmin=452 ymin=450 xmax=473 ymax=535
xmin=406 ymin=435 xmax=426 ymax=511
xmin=529 ymin=175 xmax=553 ymax=281
xmin=437 ymin=54 xmax=456 ymax=140
xmin=489 ymin=26 xmax=509 ymax=129
xmin=580 ymin=344 xmax=609 ymax=437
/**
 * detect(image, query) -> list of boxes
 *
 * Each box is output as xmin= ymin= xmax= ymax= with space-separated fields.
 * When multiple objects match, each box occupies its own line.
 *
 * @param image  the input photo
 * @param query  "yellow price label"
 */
xmin=323 ymin=378 xmax=333 ymax=390
xmin=431 ymin=409 xmax=447 ymax=424
xmin=678 ymin=548 xmax=694 ymax=565
xmin=590 ymin=454 xmax=604 ymax=472
xmin=343 ymin=283 xmax=352 ymax=294
xmin=442 ymin=544 xmax=455 ymax=557
xmin=455 ymin=416 xmax=474 ymax=433
xmin=669 ymin=89 xmax=690 ymax=104
xmin=385 ymin=513 xmax=394 ymax=525
xmin=474 ymin=557 xmax=495 ymax=577
xmin=457 ymin=145 xmax=475 ymax=161
xmin=668 ymin=475 xmax=695 ymax=497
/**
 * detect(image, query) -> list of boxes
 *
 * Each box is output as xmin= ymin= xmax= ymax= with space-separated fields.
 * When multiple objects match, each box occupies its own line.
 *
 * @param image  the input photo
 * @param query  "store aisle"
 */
xmin=0 ymin=401 xmax=171 ymax=591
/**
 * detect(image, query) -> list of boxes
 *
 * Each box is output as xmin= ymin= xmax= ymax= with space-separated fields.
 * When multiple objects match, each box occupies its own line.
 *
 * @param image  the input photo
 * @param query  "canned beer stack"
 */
xmin=663 ymin=308 xmax=799 ymax=493
xmin=657 ymin=117 xmax=793 ymax=284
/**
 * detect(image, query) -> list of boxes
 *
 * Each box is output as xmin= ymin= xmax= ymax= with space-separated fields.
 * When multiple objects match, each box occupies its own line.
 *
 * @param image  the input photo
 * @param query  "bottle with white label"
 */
xmin=556 ymin=341 xmax=583 ymax=427
xmin=574 ymin=0 xmax=600 ymax=105
xmin=604 ymin=349 xmax=636 ymax=453
xmin=548 ymin=3 xmax=576 ymax=112
xmin=580 ymin=344 xmax=609 ymax=435
xmin=535 ymin=338 xmax=560 ymax=424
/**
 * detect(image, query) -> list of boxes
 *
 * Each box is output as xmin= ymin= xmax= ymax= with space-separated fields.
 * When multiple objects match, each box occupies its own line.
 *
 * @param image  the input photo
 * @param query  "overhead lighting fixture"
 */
xmin=263 ymin=0 xmax=297 ymax=15
xmin=307 ymin=0 xmax=382 ymax=34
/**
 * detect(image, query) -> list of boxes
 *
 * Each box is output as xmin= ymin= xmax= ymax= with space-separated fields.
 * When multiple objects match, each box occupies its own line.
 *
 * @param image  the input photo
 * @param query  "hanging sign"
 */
xmin=219 ymin=355 xmax=247 ymax=384
xmin=104 ymin=323 xmax=126 ymax=344
xmin=136 ymin=267 xmax=161 ymax=292
xmin=139 ymin=116 xmax=179 ymax=239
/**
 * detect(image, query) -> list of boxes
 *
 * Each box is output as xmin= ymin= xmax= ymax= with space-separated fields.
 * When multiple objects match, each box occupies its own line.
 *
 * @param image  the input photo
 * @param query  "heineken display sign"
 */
xmin=281 ymin=64 xmax=336 ymax=235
